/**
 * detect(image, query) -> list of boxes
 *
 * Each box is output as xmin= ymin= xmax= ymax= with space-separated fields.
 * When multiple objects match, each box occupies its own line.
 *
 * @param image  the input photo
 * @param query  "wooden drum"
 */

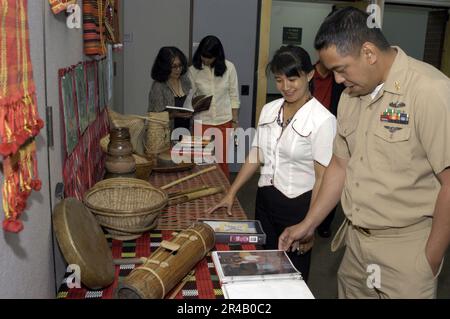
xmin=117 ymin=223 xmax=215 ymax=299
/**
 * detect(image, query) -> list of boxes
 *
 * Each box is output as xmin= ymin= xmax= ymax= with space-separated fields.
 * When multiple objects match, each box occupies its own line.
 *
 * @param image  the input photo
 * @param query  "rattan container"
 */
xmin=83 ymin=181 xmax=168 ymax=240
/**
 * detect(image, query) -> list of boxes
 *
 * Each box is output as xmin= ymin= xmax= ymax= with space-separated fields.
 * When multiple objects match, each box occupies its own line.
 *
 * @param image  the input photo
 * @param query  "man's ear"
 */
xmin=361 ymin=42 xmax=377 ymax=65
xmin=361 ymin=42 xmax=379 ymax=65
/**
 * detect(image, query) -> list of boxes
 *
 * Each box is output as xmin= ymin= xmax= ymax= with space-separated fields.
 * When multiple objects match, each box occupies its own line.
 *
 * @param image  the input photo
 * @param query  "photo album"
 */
xmin=211 ymin=250 xmax=314 ymax=299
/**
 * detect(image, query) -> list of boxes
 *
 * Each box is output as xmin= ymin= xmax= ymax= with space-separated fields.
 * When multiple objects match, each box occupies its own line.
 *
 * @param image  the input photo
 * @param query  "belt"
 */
xmin=351 ymin=218 xmax=432 ymax=237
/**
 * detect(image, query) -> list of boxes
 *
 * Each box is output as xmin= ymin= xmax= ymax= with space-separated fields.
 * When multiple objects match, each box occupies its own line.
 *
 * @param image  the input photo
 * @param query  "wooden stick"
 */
xmin=112 ymin=257 xmax=147 ymax=265
xmin=167 ymin=270 xmax=195 ymax=299
xmin=167 ymin=186 xmax=209 ymax=198
xmin=168 ymin=186 xmax=224 ymax=206
xmin=161 ymin=166 xmax=216 ymax=190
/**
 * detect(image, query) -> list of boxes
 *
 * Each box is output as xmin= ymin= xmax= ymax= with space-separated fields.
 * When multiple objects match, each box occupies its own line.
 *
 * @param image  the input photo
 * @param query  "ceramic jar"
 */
xmin=105 ymin=127 xmax=136 ymax=175
xmin=108 ymin=127 xmax=133 ymax=156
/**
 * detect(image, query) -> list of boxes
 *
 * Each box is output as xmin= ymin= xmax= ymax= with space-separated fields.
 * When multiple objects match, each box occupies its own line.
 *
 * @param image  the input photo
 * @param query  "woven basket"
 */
xmin=100 ymin=134 xmax=109 ymax=153
xmin=107 ymin=108 xmax=146 ymax=155
xmin=83 ymin=182 xmax=168 ymax=240
xmin=91 ymin=177 xmax=152 ymax=190
xmin=144 ymin=112 xmax=170 ymax=158
xmin=132 ymin=154 xmax=152 ymax=181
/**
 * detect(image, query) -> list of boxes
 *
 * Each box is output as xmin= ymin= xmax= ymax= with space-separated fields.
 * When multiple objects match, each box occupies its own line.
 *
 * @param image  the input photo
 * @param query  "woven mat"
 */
xmin=56 ymin=230 xmax=256 ymax=299
xmin=150 ymin=164 xmax=248 ymax=230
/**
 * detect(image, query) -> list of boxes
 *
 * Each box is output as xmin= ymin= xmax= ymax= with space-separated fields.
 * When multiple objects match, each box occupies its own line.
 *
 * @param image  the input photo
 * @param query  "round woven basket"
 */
xmin=133 ymin=154 xmax=153 ymax=181
xmin=83 ymin=182 xmax=168 ymax=240
xmin=91 ymin=177 xmax=152 ymax=190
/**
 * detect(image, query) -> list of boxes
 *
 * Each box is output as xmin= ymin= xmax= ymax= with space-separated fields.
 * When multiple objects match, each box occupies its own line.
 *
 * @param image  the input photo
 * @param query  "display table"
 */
xmin=150 ymin=164 xmax=247 ymax=230
xmin=57 ymin=164 xmax=252 ymax=299
xmin=56 ymin=230 xmax=257 ymax=299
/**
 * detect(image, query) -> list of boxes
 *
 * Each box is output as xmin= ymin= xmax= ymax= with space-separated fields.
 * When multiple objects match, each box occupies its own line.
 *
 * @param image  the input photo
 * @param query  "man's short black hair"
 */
xmin=314 ymin=7 xmax=390 ymax=56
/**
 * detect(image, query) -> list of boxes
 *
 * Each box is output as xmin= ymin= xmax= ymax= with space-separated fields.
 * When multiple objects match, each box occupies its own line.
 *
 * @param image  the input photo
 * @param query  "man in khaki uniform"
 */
xmin=279 ymin=7 xmax=450 ymax=298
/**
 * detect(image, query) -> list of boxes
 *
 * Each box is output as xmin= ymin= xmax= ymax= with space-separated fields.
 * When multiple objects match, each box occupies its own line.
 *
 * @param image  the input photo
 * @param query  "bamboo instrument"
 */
xmin=167 ymin=186 xmax=209 ymax=199
xmin=168 ymin=186 xmax=224 ymax=206
xmin=112 ymin=257 xmax=147 ymax=265
xmin=160 ymin=166 xmax=216 ymax=190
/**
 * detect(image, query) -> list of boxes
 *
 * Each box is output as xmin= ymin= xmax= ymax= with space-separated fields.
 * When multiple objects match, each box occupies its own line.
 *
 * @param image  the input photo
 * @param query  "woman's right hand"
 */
xmin=206 ymin=192 xmax=235 ymax=216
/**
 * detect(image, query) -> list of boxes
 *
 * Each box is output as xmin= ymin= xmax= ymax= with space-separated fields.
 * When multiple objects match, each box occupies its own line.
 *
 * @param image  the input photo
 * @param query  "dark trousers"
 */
xmin=255 ymin=186 xmax=312 ymax=282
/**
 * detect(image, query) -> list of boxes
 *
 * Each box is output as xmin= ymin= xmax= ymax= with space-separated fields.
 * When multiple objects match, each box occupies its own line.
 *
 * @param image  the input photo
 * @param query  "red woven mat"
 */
xmin=150 ymin=164 xmax=248 ymax=230
xmin=56 ymin=230 xmax=257 ymax=299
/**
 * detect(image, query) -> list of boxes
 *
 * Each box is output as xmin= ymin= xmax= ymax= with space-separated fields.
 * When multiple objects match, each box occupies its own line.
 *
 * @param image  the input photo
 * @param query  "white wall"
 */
xmin=383 ymin=5 xmax=430 ymax=60
xmin=268 ymin=1 xmax=333 ymax=94
xmin=123 ymin=0 xmax=191 ymax=116
xmin=0 ymin=0 xmax=55 ymax=298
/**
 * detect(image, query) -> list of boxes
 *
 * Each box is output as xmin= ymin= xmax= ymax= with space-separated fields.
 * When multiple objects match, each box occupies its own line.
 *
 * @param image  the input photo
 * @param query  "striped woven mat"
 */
xmin=56 ymin=230 xmax=257 ymax=299
xmin=150 ymin=164 xmax=248 ymax=230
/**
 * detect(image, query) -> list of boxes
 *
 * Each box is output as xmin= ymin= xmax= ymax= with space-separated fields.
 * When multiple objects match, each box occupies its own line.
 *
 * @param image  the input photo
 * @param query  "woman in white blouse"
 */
xmin=189 ymin=35 xmax=240 ymax=178
xmin=207 ymin=46 xmax=336 ymax=281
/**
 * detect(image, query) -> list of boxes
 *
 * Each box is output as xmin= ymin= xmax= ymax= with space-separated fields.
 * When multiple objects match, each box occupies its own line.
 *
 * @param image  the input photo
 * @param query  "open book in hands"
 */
xmin=166 ymin=89 xmax=212 ymax=113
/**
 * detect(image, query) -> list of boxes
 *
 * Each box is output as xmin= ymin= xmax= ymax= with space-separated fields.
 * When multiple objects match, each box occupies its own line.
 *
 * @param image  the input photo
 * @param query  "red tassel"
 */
xmin=30 ymin=179 xmax=42 ymax=191
xmin=15 ymin=199 xmax=26 ymax=215
xmin=0 ymin=143 xmax=14 ymax=156
xmin=2 ymin=219 xmax=24 ymax=233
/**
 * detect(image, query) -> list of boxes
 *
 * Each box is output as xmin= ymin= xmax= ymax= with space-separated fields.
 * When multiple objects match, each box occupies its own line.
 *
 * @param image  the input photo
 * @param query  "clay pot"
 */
xmin=108 ymin=127 xmax=133 ymax=156
xmin=105 ymin=154 xmax=136 ymax=174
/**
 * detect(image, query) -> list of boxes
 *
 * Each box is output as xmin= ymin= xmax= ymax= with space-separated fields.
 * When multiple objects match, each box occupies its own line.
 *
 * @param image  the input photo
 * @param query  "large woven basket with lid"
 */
xmin=83 ymin=179 xmax=168 ymax=240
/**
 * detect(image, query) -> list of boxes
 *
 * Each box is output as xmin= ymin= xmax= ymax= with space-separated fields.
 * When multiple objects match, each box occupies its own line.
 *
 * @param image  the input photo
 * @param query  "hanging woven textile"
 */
xmin=0 ymin=0 xmax=44 ymax=232
xmin=83 ymin=0 xmax=121 ymax=57
xmin=48 ymin=0 xmax=76 ymax=14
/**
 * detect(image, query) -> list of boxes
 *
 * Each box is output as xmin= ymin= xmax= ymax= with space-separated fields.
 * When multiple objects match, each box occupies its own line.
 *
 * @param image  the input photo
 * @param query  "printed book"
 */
xmin=166 ymin=90 xmax=212 ymax=113
xmin=211 ymin=250 xmax=314 ymax=299
xmin=199 ymin=219 xmax=266 ymax=245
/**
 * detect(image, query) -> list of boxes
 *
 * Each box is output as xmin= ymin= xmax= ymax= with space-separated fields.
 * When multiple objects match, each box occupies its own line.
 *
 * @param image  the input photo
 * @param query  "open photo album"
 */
xmin=211 ymin=250 xmax=314 ymax=299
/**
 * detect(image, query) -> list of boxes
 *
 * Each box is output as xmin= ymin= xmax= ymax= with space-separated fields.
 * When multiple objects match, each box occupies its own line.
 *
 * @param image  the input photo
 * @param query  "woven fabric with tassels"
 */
xmin=0 ymin=0 xmax=44 ymax=232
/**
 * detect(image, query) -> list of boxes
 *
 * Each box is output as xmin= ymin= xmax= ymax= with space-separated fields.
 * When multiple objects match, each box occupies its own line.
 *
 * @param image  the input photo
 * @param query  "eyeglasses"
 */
xmin=171 ymin=64 xmax=183 ymax=70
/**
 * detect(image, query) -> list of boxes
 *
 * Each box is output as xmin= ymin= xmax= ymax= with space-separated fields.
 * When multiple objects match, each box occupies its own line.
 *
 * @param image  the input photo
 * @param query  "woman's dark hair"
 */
xmin=192 ymin=35 xmax=227 ymax=77
xmin=267 ymin=45 xmax=314 ymax=78
xmin=314 ymin=7 xmax=390 ymax=56
xmin=151 ymin=46 xmax=188 ymax=82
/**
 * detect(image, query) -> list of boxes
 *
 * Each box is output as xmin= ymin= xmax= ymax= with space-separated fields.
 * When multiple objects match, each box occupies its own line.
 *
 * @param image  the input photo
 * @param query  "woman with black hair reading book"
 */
xmin=148 ymin=46 xmax=192 ymax=130
xmin=207 ymin=46 xmax=336 ymax=281
xmin=189 ymin=35 xmax=240 ymax=178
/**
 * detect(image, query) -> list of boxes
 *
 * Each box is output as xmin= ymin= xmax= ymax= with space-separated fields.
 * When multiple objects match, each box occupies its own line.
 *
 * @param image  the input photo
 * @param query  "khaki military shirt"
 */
xmin=334 ymin=47 xmax=450 ymax=229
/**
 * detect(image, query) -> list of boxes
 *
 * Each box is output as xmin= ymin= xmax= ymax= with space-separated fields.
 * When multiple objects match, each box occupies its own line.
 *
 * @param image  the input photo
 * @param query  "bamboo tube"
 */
xmin=160 ymin=166 xmax=216 ymax=190
xmin=168 ymin=186 xmax=224 ymax=206
xmin=167 ymin=186 xmax=209 ymax=198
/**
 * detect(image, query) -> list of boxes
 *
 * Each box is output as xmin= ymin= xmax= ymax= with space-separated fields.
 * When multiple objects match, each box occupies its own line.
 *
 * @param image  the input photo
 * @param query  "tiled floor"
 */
xmin=231 ymin=172 xmax=450 ymax=299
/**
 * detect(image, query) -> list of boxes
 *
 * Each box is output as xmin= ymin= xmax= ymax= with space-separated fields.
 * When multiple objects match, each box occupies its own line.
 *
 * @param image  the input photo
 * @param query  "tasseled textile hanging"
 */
xmin=0 ymin=0 xmax=44 ymax=232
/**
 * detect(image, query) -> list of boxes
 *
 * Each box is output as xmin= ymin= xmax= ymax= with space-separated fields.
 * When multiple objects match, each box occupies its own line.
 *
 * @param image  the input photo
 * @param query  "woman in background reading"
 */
xmin=148 ymin=46 xmax=192 ymax=131
xmin=189 ymin=35 xmax=240 ymax=178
